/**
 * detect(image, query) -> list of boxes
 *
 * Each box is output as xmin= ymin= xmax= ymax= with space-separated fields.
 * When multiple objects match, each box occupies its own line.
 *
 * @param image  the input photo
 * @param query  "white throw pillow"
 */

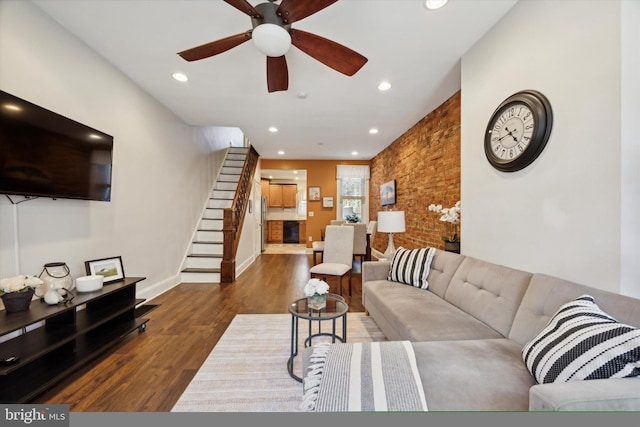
xmin=387 ymin=247 xmax=435 ymax=290
xmin=522 ymin=294 xmax=640 ymax=384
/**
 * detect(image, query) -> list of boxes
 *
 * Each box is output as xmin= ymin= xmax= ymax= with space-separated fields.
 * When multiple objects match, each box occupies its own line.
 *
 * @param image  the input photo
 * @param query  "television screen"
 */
xmin=0 ymin=90 xmax=113 ymax=202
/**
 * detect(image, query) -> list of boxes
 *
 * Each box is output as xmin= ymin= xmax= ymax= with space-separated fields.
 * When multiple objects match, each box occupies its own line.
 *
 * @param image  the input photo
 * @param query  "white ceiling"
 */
xmin=32 ymin=0 xmax=518 ymax=160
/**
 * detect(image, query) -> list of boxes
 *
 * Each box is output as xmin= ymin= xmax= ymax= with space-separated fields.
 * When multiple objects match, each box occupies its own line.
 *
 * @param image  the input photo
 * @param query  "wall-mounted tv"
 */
xmin=0 ymin=90 xmax=113 ymax=202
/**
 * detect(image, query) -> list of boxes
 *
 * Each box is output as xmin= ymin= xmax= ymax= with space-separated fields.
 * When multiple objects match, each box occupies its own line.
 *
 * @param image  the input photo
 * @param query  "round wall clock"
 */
xmin=484 ymin=90 xmax=553 ymax=172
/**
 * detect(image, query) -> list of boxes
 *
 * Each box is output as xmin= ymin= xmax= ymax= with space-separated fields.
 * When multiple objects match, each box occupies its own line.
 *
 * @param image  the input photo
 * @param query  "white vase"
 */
xmin=307 ymin=293 xmax=327 ymax=310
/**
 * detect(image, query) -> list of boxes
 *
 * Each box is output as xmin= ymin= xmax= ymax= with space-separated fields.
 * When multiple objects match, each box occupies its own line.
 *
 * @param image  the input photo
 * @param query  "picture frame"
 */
xmin=308 ymin=186 xmax=321 ymax=201
xmin=322 ymin=196 xmax=334 ymax=208
xmin=380 ymin=179 xmax=397 ymax=206
xmin=84 ymin=256 xmax=125 ymax=283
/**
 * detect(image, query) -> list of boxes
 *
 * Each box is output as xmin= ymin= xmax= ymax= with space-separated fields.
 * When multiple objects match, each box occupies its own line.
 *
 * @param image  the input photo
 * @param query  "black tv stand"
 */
xmin=0 ymin=277 xmax=148 ymax=403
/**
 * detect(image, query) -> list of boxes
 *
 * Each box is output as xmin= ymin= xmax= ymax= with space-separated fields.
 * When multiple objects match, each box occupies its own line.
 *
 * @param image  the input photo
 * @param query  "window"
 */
xmin=336 ymin=165 xmax=370 ymax=223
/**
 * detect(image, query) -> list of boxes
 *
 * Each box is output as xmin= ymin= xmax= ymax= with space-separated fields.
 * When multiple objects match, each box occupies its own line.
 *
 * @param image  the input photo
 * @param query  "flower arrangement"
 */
xmin=305 ymin=278 xmax=330 ymax=310
xmin=304 ymin=278 xmax=330 ymax=297
xmin=428 ymin=201 xmax=461 ymax=243
xmin=0 ymin=275 xmax=43 ymax=296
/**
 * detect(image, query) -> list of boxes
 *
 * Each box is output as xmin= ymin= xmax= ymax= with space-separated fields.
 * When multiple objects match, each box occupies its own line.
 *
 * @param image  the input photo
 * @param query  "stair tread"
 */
xmin=181 ymin=267 xmax=221 ymax=273
xmin=187 ymin=254 xmax=222 ymax=258
xmin=192 ymin=240 xmax=223 ymax=244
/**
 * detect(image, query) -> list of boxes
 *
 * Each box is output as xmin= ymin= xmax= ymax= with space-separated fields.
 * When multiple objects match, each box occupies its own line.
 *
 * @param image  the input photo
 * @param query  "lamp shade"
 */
xmin=378 ymin=211 xmax=405 ymax=233
xmin=252 ymin=23 xmax=291 ymax=57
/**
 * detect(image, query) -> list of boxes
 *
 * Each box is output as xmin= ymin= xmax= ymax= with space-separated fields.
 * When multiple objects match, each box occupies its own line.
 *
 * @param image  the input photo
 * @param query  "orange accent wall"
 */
xmin=259 ymin=159 xmax=370 ymax=248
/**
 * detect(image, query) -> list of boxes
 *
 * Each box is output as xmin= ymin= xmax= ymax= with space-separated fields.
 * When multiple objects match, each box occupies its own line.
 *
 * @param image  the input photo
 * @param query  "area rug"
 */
xmin=171 ymin=312 xmax=387 ymax=412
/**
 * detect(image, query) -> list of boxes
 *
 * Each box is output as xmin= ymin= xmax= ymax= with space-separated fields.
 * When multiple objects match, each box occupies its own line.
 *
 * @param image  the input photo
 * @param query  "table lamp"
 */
xmin=377 ymin=211 xmax=405 ymax=259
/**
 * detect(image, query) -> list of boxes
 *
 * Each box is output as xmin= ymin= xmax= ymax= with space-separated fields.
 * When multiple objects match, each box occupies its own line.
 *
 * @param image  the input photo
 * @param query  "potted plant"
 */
xmin=428 ymin=201 xmax=461 ymax=253
xmin=345 ymin=213 xmax=360 ymax=223
xmin=0 ymin=275 xmax=43 ymax=313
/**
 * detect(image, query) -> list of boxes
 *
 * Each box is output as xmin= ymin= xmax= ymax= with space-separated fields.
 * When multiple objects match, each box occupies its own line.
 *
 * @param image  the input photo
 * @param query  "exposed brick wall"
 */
xmin=369 ymin=91 xmax=461 ymax=251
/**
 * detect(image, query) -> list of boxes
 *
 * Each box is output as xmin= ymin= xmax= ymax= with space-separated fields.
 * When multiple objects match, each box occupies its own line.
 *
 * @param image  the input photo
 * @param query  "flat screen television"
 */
xmin=0 ymin=90 xmax=113 ymax=202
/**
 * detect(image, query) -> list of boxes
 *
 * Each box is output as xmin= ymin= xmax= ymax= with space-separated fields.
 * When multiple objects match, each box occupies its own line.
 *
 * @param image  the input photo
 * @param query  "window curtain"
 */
xmin=336 ymin=165 xmax=371 ymax=180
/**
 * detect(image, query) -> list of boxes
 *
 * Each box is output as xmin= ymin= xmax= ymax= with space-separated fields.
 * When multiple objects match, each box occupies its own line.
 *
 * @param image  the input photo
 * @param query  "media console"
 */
xmin=0 ymin=277 xmax=148 ymax=403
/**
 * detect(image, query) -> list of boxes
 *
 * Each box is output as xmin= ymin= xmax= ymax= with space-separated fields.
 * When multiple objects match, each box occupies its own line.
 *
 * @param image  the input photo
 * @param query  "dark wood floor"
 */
xmin=33 ymin=252 xmax=365 ymax=412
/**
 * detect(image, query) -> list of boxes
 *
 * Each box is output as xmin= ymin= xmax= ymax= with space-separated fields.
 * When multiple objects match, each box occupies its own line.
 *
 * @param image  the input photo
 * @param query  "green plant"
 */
xmin=345 ymin=213 xmax=360 ymax=223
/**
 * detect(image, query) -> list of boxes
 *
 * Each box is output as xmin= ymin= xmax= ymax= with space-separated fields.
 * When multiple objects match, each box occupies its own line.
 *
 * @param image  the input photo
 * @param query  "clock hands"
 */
xmin=499 ymin=126 xmax=519 ymax=142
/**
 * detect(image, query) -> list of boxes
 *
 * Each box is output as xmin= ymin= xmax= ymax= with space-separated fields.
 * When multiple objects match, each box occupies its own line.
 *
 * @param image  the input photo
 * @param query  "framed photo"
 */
xmin=380 ymin=179 xmax=397 ymax=206
xmin=308 ymin=186 xmax=321 ymax=201
xmin=322 ymin=196 xmax=334 ymax=208
xmin=84 ymin=256 xmax=125 ymax=283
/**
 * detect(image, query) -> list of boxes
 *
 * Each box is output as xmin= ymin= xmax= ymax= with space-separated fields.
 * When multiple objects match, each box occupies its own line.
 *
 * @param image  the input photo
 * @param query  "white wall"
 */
xmin=620 ymin=0 xmax=640 ymax=298
xmin=462 ymin=0 xmax=638 ymax=295
xmin=0 ymin=0 xmax=228 ymax=300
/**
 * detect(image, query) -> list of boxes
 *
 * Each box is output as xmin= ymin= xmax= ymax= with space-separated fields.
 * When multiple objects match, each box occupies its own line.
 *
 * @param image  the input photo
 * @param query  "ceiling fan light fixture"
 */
xmin=424 ymin=0 xmax=449 ymax=10
xmin=252 ymin=23 xmax=291 ymax=57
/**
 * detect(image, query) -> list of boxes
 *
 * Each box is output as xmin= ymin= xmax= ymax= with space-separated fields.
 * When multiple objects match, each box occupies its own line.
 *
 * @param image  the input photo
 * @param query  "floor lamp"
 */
xmin=377 ymin=211 xmax=405 ymax=260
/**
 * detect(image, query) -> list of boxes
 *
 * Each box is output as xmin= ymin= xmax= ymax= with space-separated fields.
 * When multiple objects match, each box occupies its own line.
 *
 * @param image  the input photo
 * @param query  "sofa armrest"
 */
xmin=529 ymin=378 xmax=640 ymax=411
xmin=362 ymin=260 xmax=391 ymax=284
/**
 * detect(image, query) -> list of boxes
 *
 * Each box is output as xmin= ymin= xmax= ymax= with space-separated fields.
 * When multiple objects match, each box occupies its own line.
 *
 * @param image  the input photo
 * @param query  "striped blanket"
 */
xmin=300 ymin=341 xmax=428 ymax=412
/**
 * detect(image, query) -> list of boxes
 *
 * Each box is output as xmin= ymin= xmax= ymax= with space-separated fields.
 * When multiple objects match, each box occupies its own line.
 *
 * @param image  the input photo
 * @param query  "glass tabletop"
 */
xmin=288 ymin=293 xmax=348 ymax=320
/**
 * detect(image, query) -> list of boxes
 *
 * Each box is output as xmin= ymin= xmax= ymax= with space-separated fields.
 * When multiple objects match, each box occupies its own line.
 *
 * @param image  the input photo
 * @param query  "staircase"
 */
xmin=180 ymin=147 xmax=248 ymax=283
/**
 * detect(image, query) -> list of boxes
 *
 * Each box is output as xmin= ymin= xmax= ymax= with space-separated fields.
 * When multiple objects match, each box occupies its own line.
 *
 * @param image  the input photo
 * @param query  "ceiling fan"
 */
xmin=177 ymin=0 xmax=368 ymax=93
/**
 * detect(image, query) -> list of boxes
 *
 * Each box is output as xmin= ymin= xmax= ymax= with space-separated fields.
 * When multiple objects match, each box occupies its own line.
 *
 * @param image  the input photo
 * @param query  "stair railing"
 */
xmin=221 ymin=145 xmax=259 ymax=284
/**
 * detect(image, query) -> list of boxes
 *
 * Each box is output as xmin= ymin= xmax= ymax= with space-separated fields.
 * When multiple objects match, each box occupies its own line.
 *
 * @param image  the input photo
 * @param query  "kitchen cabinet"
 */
xmin=268 ymin=220 xmax=283 ymax=243
xmin=268 ymin=184 xmax=296 ymax=208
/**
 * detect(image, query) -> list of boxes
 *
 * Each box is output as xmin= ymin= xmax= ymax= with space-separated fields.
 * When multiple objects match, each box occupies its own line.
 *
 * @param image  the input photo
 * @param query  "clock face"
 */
xmin=488 ymin=103 xmax=535 ymax=162
xmin=484 ymin=90 xmax=553 ymax=172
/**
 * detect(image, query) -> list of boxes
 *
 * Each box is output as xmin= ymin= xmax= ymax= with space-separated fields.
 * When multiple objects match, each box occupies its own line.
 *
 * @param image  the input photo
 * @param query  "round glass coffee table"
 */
xmin=287 ymin=293 xmax=348 ymax=382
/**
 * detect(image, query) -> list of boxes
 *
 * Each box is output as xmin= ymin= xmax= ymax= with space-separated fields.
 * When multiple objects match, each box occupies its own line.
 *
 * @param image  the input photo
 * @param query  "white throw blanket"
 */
xmin=300 ymin=341 xmax=428 ymax=412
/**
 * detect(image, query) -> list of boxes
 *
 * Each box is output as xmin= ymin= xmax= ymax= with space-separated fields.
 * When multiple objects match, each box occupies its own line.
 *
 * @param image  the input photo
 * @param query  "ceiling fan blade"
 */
xmin=276 ymin=0 xmax=338 ymax=24
xmin=290 ymin=29 xmax=368 ymax=76
xmin=223 ymin=0 xmax=262 ymax=18
xmin=267 ymin=56 xmax=289 ymax=93
xmin=177 ymin=31 xmax=252 ymax=62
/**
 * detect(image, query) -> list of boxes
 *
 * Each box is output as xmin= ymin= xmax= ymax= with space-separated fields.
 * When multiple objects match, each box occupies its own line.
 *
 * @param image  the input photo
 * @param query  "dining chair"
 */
xmin=309 ymin=225 xmax=354 ymax=296
xmin=344 ymin=223 xmax=368 ymax=264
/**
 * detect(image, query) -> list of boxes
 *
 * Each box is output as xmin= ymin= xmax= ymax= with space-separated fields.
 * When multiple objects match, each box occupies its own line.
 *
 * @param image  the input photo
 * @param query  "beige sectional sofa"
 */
xmin=302 ymin=248 xmax=640 ymax=411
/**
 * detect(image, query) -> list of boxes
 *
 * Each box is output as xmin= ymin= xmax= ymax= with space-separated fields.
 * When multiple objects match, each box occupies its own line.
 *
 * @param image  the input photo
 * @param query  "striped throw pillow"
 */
xmin=387 ymin=247 xmax=435 ymax=289
xmin=522 ymin=295 xmax=640 ymax=384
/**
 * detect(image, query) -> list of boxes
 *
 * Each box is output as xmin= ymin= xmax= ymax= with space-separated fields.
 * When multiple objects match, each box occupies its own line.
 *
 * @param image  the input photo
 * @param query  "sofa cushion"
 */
xmin=509 ymin=274 xmax=640 ymax=347
xmin=443 ymin=256 xmax=532 ymax=337
xmin=522 ymin=294 xmax=640 ymax=384
xmin=387 ymin=246 xmax=435 ymax=289
xmin=411 ymin=339 xmax=535 ymax=410
xmin=363 ymin=280 xmax=503 ymax=342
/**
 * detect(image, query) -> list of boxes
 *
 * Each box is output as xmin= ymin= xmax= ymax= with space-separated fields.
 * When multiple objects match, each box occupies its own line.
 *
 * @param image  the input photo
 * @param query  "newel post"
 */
xmin=221 ymin=209 xmax=236 ymax=284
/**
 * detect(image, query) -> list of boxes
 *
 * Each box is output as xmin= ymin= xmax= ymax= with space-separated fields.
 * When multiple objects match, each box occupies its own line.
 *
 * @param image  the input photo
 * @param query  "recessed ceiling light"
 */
xmin=277 ymin=150 xmax=285 ymax=155
xmin=352 ymin=151 xmax=358 ymax=156
xmin=293 ymin=170 xmax=297 ymax=174
xmin=172 ymin=72 xmax=188 ymax=82
xmin=424 ymin=0 xmax=449 ymax=10
xmin=378 ymin=81 xmax=391 ymax=91
xmin=269 ymin=126 xmax=278 ymax=133
xmin=369 ymin=128 xmax=379 ymax=134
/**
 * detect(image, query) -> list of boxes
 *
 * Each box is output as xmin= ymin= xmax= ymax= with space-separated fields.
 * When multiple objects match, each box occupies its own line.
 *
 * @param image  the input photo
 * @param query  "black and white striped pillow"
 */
xmin=522 ymin=294 xmax=640 ymax=384
xmin=387 ymin=247 xmax=435 ymax=289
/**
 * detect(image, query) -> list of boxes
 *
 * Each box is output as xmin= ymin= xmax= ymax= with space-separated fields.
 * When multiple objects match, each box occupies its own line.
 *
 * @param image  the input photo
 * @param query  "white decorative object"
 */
xmin=75 ymin=275 xmax=104 ymax=293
